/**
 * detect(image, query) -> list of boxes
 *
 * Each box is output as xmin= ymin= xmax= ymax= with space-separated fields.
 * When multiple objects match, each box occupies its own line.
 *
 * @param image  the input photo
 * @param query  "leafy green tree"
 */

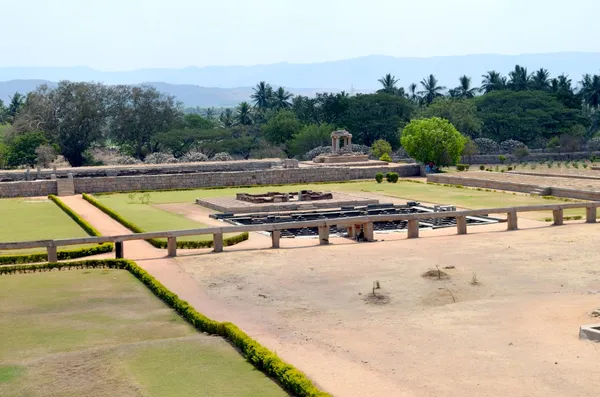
xmin=371 ymin=139 xmax=393 ymax=158
xmin=182 ymin=114 xmax=215 ymax=130
xmin=507 ymin=65 xmax=531 ymax=91
xmin=202 ymin=107 xmax=217 ymax=119
xmin=108 ymin=85 xmax=182 ymax=160
xmin=417 ymin=97 xmax=482 ymax=137
xmin=219 ymin=108 xmax=235 ymax=127
xmin=288 ymin=123 xmax=335 ymax=157
xmin=475 ymin=90 xmax=587 ymax=145
xmin=400 ymin=117 xmax=466 ymax=166
xmin=236 ymin=102 xmax=254 ymax=126
xmin=480 ymin=71 xmax=507 ymax=93
xmin=418 ymin=74 xmax=446 ymax=105
xmin=340 ymin=93 xmax=413 ymax=147
xmin=452 ymin=75 xmax=478 ymax=99
xmin=272 ymin=87 xmax=293 ymax=110
xmin=5 ymin=93 xmax=25 ymax=123
xmin=251 ymin=81 xmax=274 ymax=110
xmin=261 ymin=110 xmax=302 ymax=145
xmin=551 ymin=74 xmax=580 ymax=109
xmin=6 ymin=131 xmax=47 ymax=167
xmin=580 ymin=74 xmax=600 ymax=109
xmin=0 ymin=100 xmax=6 ymax=124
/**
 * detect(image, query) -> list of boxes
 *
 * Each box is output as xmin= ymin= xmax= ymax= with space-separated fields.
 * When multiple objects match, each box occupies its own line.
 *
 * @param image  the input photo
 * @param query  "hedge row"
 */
xmin=0 ymin=259 xmax=331 ymax=397
xmin=0 ymin=195 xmax=113 ymax=265
xmin=82 ymin=193 xmax=249 ymax=249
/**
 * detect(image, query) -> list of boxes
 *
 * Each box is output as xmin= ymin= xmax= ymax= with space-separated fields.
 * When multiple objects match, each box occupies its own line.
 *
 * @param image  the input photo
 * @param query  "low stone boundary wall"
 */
xmin=0 ymin=164 xmax=420 ymax=197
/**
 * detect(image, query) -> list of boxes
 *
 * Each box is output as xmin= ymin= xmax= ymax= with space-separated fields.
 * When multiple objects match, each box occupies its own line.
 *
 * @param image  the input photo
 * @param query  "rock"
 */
xmin=591 ymin=309 xmax=600 ymax=317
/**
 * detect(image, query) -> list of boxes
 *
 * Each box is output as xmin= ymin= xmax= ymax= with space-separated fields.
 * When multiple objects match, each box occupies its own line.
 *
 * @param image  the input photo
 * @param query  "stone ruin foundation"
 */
xmin=236 ymin=190 xmax=333 ymax=204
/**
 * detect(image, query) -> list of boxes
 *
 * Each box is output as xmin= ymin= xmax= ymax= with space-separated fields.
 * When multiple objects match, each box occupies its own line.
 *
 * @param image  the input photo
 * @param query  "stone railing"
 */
xmin=2 ymin=202 xmax=598 ymax=262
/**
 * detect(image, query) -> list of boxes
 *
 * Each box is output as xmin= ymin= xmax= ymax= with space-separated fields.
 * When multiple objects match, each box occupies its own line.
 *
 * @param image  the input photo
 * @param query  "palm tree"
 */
xmin=377 ymin=73 xmax=400 ymax=95
xmin=551 ymin=74 xmax=573 ymax=93
xmin=250 ymin=81 xmax=273 ymax=110
xmin=580 ymin=74 xmax=600 ymax=109
xmin=203 ymin=107 xmax=216 ymax=119
xmin=453 ymin=75 xmax=478 ymax=99
xmin=272 ymin=87 xmax=293 ymax=110
xmin=531 ymin=68 xmax=551 ymax=91
xmin=407 ymin=83 xmax=419 ymax=103
xmin=418 ymin=74 xmax=446 ymax=105
xmin=218 ymin=108 xmax=235 ymax=128
xmin=480 ymin=71 xmax=507 ymax=93
xmin=507 ymin=65 xmax=531 ymax=91
xmin=236 ymin=101 xmax=254 ymax=125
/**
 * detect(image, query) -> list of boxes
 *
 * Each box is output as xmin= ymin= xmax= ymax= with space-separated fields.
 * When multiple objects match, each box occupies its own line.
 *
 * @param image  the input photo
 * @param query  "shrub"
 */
xmin=180 ymin=152 xmax=209 ymax=163
xmin=379 ymin=153 xmax=392 ymax=162
xmin=0 ymin=259 xmax=332 ymax=397
xmin=498 ymin=155 xmax=506 ymax=164
xmin=456 ymin=164 xmax=467 ymax=171
xmin=144 ymin=153 xmax=178 ymax=164
xmin=500 ymin=139 xmax=527 ymax=154
xmin=111 ymin=155 xmax=139 ymax=165
xmin=385 ymin=172 xmax=399 ymax=183
xmin=371 ymin=139 xmax=393 ymax=158
xmin=82 ymin=194 xmax=248 ymax=249
xmin=479 ymin=165 xmax=485 ymax=170
xmin=304 ymin=146 xmax=331 ymax=160
xmin=473 ymin=138 xmax=499 ymax=154
xmin=400 ymin=117 xmax=467 ymax=166
xmin=375 ymin=172 xmax=384 ymax=183
xmin=513 ymin=146 xmax=530 ymax=161
xmin=212 ymin=152 xmax=233 ymax=161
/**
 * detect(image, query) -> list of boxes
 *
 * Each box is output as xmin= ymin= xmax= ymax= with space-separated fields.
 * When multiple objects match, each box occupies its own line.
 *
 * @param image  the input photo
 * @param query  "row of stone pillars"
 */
xmin=331 ymin=135 xmax=352 ymax=153
xmin=44 ymin=208 xmax=599 ymax=261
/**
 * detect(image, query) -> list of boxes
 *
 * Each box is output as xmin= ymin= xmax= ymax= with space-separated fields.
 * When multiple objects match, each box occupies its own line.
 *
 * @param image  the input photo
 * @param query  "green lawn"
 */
xmin=0 ymin=270 xmax=287 ymax=397
xmin=96 ymin=180 xmax=582 ymax=222
xmin=0 ymin=198 xmax=92 ymax=255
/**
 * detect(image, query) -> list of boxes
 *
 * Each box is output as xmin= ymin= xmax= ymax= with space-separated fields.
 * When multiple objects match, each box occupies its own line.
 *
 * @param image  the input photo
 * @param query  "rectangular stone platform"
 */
xmin=196 ymin=192 xmax=379 ymax=214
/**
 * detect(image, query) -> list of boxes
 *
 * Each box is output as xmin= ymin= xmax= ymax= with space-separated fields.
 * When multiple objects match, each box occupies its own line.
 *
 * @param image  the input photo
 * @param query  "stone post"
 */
xmin=332 ymin=137 xmax=336 ymax=153
xmin=507 ymin=211 xmax=518 ymax=230
xmin=347 ymin=225 xmax=356 ymax=238
xmin=50 ymin=174 xmax=57 ymax=180
xmin=586 ymin=206 xmax=597 ymax=223
xmin=347 ymin=136 xmax=352 ymax=152
xmin=552 ymin=209 xmax=564 ymax=226
xmin=47 ymin=244 xmax=58 ymax=263
xmin=213 ymin=233 xmax=223 ymax=253
xmin=363 ymin=222 xmax=374 ymax=241
xmin=318 ymin=225 xmax=329 ymax=245
xmin=271 ymin=230 xmax=281 ymax=248
xmin=25 ymin=167 xmax=30 ymax=181
xmin=407 ymin=220 xmax=420 ymax=239
xmin=167 ymin=236 xmax=177 ymax=257
xmin=115 ymin=241 xmax=124 ymax=259
xmin=36 ymin=165 xmax=41 ymax=179
xmin=456 ymin=216 xmax=467 ymax=235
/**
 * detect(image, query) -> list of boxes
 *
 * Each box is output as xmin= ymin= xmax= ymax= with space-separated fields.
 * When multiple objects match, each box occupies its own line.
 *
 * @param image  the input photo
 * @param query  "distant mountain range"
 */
xmin=1 ymin=52 xmax=599 ymax=107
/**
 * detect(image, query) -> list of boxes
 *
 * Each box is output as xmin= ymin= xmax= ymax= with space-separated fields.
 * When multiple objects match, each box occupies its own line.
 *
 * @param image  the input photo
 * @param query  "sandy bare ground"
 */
xmin=59 ymin=195 xmax=600 ymax=396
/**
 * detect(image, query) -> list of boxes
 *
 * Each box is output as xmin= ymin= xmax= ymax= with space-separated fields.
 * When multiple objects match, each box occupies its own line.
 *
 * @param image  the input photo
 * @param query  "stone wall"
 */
xmin=74 ymin=165 xmax=420 ymax=194
xmin=461 ymin=151 xmax=600 ymax=165
xmin=0 ymin=180 xmax=57 ymax=198
xmin=0 ymin=159 xmax=279 ymax=182
xmin=427 ymin=174 xmax=540 ymax=194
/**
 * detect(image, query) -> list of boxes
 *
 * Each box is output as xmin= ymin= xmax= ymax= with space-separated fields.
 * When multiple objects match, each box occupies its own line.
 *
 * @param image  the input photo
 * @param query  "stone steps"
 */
xmin=529 ymin=187 xmax=552 ymax=196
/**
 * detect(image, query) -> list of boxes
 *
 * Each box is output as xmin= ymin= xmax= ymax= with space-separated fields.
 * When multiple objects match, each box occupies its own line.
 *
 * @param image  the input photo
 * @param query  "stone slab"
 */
xmin=196 ymin=192 xmax=379 ymax=214
xmin=579 ymin=324 xmax=600 ymax=342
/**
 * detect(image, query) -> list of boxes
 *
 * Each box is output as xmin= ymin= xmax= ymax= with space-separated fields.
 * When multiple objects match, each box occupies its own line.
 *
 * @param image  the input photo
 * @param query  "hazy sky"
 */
xmin=2 ymin=0 xmax=599 ymax=70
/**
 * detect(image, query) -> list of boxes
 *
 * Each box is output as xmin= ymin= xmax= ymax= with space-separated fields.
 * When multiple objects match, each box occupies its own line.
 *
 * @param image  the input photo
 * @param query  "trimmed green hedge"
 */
xmin=82 ymin=193 xmax=249 ymax=249
xmin=0 ymin=259 xmax=331 ymax=397
xmin=0 ymin=196 xmax=113 ymax=265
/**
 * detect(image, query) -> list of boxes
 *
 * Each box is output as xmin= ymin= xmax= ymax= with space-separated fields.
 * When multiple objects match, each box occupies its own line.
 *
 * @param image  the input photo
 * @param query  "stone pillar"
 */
xmin=36 ymin=165 xmax=41 ymax=179
xmin=586 ymin=207 xmax=597 ymax=223
xmin=271 ymin=230 xmax=281 ymax=248
xmin=167 ymin=237 xmax=177 ymax=257
xmin=213 ymin=233 xmax=223 ymax=253
xmin=332 ymin=137 xmax=336 ymax=153
xmin=407 ymin=220 xmax=420 ymax=239
xmin=363 ymin=222 xmax=374 ymax=241
xmin=47 ymin=245 xmax=58 ymax=263
xmin=507 ymin=211 xmax=518 ymax=231
xmin=553 ymin=209 xmax=564 ymax=226
xmin=25 ymin=167 xmax=30 ymax=181
xmin=347 ymin=136 xmax=352 ymax=152
xmin=456 ymin=216 xmax=467 ymax=235
xmin=50 ymin=174 xmax=57 ymax=180
xmin=318 ymin=225 xmax=329 ymax=245
xmin=347 ymin=225 xmax=356 ymax=238
xmin=115 ymin=241 xmax=124 ymax=259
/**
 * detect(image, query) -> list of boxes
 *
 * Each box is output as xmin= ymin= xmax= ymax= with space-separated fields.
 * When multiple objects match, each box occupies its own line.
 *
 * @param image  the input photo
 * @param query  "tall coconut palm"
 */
xmin=507 ymin=65 xmax=531 ymax=91
xmin=407 ymin=83 xmax=419 ymax=103
xmin=377 ymin=73 xmax=400 ymax=95
xmin=218 ymin=108 xmax=235 ymax=128
xmin=418 ymin=74 xmax=446 ymax=105
xmin=580 ymin=74 xmax=600 ymax=109
xmin=480 ymin=71 xmax=506 ymax=93
xmin=250 ymin=81 xmax=274 ymax=110
xmin=236 ymin=102 xmax=253 ymax=125
xmin=453 ymin=75 xmax=478 ymax=99
xmin=531 ymin=68 xmax=551 ymax=91
xmin=272 ymin=87 xmax=293 ymax=110
xmin=203 ymin=107 xmax=216 ymax=119
xmin=551 ymin=74 xmax=573 ymax=93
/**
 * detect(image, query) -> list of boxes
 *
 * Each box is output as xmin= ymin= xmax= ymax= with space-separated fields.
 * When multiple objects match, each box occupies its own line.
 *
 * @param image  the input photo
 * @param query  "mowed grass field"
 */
xmin=95 ymin=180 xmax=582 ymax=222
xmin=0 ymin=270 xmax=287 ymax=397
xmin=0 ymin=198 xmax=92 ymax=255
